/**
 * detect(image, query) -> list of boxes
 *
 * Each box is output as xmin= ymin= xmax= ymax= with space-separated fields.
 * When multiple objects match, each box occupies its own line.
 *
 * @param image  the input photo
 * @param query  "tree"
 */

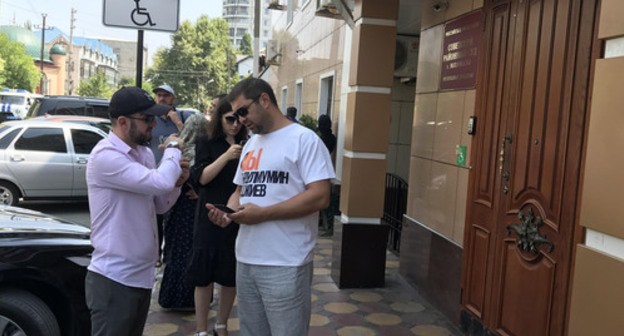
xmin=0 ymin=34 xmax=40 ymax=91
xmin=239 ymin=32 xmax=253 ymax=56
xmin=77 ymin=72 xmax=114 ymax=99
xmin=147 ymin=16 xmax=238 ymax=111
xmin=117 ymin=76 xmax=153 ymax=93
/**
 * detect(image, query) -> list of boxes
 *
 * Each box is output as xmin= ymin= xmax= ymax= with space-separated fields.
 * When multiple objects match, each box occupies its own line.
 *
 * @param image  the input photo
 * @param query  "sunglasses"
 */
xmin=224 ymin=115 xmax=239 ymax=125
xmin=124 ymin=115 xmax=155 ymax=124
xmin=233 ymin=96 xmax=261 ymax=119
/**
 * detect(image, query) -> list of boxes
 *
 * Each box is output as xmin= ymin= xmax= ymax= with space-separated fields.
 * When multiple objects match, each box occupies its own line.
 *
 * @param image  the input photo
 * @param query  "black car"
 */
xmin=0 ymin=206 xmax=92 ymax=336
xmin=25 ymin=96 xmax=109 ymax=119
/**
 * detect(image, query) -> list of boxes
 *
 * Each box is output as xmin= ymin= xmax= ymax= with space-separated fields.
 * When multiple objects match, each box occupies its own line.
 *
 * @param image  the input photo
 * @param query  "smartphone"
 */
xmin=212 ymin=204 xmax=235 ymax=213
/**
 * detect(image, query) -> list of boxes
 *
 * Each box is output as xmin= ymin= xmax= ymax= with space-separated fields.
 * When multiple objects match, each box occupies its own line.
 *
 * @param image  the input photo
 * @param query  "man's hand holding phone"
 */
xmin=206 ymin=203 xmax=235 ymax=227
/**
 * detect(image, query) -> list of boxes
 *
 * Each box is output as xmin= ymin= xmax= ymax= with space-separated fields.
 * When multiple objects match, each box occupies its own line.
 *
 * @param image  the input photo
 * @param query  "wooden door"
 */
xmin=461 ymin=0 xmax=597 ymax=335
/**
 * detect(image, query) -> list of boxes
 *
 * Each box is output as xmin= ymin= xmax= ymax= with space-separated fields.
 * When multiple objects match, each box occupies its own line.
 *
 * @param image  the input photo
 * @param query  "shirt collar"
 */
xmin=108 ymin=131 xmax=133 ymax=155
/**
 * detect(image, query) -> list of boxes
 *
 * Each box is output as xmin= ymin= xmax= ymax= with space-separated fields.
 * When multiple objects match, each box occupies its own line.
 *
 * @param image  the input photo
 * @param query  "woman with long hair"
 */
xmin=187 ymin=100 xmax=248 ymax=336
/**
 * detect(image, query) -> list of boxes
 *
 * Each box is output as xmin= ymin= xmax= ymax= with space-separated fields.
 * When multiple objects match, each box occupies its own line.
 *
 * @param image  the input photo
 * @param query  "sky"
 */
xmin=0 ymin=0 xmax=222 ymax=65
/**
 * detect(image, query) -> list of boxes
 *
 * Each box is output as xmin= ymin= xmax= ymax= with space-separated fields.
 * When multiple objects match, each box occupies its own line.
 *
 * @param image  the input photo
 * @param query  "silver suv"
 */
xmin=0 ymin=119 xmax=108 ymax=205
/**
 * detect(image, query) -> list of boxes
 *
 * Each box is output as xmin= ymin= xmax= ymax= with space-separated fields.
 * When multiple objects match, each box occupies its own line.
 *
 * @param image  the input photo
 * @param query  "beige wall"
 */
xmin=268 ymin=1 xmax=346 ymax=123
xmin=569 ymin=0 xmax=624 ymax=333
xmin=406 ymin=0 xmax=482 ymax=245
xmin=265 ymin=1 xmax=415 ymax=184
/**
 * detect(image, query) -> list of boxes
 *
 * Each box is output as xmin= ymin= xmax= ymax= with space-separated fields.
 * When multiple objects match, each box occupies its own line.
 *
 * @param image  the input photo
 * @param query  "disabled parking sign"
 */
xmin=103 ymin=0 xmax=180 ymax=32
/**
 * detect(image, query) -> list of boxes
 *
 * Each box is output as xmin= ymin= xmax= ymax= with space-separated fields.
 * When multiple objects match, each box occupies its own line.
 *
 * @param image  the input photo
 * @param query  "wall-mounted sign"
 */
xmin=440 ymin=11 xmax=483 ymax=90
xmin=103 ymin=0 xmax=180 ymax=32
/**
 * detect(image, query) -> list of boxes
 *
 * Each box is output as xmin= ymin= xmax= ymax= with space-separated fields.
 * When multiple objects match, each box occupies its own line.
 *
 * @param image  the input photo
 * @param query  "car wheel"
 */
xmin=0 ymin=289 xmax=60 ymax=336
xmin=0 ymin=181 xmax=19 ymax=206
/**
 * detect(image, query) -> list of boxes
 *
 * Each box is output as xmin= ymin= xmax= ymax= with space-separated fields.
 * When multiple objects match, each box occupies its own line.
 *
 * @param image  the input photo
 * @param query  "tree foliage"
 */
xmin=0 ymin=34 xmax=40 ymax=91
xmin=147 ymin=17 xmax=238 ymax=111
xmin=239 ymin=32 xmax=253 ymax=56
xmin=77 ymin=72 xmax=114 ymax=99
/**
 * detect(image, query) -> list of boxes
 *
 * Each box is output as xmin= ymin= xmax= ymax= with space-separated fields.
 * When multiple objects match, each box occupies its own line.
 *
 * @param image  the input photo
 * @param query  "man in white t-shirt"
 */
xmin=207 ymin=78 xmax=335 ymax=336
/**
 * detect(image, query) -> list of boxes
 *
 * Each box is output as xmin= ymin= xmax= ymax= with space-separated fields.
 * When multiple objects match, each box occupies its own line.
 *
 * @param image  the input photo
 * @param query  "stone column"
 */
xmin=331 ymin=0 xmax=399 ymax=288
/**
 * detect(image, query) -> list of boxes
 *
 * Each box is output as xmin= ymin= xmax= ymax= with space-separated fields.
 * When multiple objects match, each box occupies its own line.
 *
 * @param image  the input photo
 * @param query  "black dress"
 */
xmin=158 ymin=183 xmax=197 ymax=309
xmin=186 ymin=135 xmax=239 ymax=287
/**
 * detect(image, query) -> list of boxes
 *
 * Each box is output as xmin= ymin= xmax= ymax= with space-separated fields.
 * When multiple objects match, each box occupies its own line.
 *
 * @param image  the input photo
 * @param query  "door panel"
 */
xmin=463 ymin=0 xmax=512 ymax=320
xmin=462 ymin=0 xmax=597 ymax=335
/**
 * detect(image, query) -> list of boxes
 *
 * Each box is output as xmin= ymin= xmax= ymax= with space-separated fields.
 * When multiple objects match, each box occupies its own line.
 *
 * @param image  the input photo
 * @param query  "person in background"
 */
xmin=158 ymin=113 xmax=210 ymax=310
xmin=85 ymin=86 xmax=189 ymax=336
xmin=150 ymin=84 xmax=191 ymax=267
xmin=187 ymin=100 xmax=248 ymax=336
xmin=286 ymin=106 xmax=298 ymax=123
xmin=207 ymin=78 xmax=335 ymax=336
xmin=205 ymin=93 xmax=227 ymax=121
xmin=317 ymin=114 xmax=337 ymax=236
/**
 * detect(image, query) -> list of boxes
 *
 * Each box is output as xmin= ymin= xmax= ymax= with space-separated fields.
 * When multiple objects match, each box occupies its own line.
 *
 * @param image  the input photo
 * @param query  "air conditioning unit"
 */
xmin=268 ymin=0 xmax=286 ymax=10
xmin=316 ymin=0 xmax=340 ymax=18
xmin=394 ymin=35 xmax=419 ymax=78
xmin=266 ymin=39 xmax=281 ymax=65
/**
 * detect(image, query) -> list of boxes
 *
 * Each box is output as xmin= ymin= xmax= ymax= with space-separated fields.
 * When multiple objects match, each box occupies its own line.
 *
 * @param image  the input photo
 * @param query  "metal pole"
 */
xmin=136 ymin=30 xmax=144 ymax=87
xmin=40 ymin=13 xmax=47 ymax=94
xmin=253 ymin=0 xmax=260 ymax=76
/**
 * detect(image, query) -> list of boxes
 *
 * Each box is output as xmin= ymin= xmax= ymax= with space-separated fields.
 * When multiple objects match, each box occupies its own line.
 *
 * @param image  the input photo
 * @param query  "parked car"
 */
xmin=30 ymin=115 xmax=112 ymax=133
xmin=0 ymin=205 xmax=92 ymax=336
xmin=25 ymin=96 xmax=109 ymax=119
xmin=0 ymin=120 xmax=108 ymax=205
xmin=0 ymin=89 xmax=42 ymax=119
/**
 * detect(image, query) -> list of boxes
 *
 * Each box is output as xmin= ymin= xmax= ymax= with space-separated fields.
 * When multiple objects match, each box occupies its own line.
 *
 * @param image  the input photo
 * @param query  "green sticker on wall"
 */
xmin=456 ymin=145 xmax=467 ymax=166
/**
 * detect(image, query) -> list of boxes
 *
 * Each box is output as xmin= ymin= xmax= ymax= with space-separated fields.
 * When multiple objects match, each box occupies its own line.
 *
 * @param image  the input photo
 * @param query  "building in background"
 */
xmin=0 ymin=25 xmax=67 ymax=95
xmin=223 ymin=0 xmax=272 ymax=51
xmin=99 ymin=38 xmax=148 ymax=84
xmin=36 ymin=27 xmax=119 ymax=95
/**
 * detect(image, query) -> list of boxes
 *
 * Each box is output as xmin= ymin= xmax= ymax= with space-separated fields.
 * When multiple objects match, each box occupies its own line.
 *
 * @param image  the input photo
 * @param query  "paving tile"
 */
xmin=144 ymin=239 xmax=462 ymax=336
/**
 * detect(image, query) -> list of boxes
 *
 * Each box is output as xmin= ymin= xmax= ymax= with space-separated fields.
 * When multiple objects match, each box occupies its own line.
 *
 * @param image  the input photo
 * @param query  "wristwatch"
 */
xmin=166 ymin=141 xmax=180 ymax=149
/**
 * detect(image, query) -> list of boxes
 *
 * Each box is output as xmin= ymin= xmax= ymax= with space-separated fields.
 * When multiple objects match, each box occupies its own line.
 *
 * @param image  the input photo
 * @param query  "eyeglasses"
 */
xmin=224 ymin=115 xmax=239 ymax=125
xmin=124 ymin=115 xmax=155 ymax=124
xmin=233 ymin=96 xmax=260 ymax=119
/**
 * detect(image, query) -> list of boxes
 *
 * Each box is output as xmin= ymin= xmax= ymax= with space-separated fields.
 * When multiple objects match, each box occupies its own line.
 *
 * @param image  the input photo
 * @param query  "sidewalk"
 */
xmin=144 ymin=237 xmax=462 ymax=336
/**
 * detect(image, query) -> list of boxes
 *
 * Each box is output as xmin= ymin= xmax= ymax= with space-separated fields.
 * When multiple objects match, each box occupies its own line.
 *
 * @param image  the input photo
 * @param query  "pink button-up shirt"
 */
xmin=86 ymin=132 xmax=181 ymax=289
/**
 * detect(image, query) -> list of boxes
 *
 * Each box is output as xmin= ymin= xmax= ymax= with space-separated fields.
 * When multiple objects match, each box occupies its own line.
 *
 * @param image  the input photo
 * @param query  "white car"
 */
xmin=0 ymin=118 xmax=108 ymax=205
xmin=0 ymin=90 xmax=41 ymax=119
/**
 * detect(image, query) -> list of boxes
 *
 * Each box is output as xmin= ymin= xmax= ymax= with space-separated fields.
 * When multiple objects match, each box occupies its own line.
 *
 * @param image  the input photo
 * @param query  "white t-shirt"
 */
xmin=233 ymin=123 xmax=336 ymax=266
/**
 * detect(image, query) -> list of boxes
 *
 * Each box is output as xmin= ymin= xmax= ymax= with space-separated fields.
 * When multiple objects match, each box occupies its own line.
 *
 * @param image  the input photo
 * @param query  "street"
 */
xmin=20 ymin=200 xmax=91 ymax=228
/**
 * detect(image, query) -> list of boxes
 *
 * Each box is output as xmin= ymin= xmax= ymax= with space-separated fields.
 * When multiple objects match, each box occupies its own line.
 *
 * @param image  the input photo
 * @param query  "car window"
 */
xmin=89 ymin=105 xmax=110 ymax=119
xmin=26 ymin=98 xmax=42 ymax=118
xmin=0 ymin=128 xmax=21 ymax=149
xmin=71 ymin=129 xmax=103 ymax=154
xmin=48 ymin=101 xmax=86 ymax=116
xmin=14 ymin=127 xmax=67 ymax=153
xmin=0 ymin=96 xmax=25 ymax=105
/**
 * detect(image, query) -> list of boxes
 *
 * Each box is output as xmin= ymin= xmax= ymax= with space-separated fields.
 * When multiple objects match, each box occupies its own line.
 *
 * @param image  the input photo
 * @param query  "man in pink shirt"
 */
xmin=85 ymin=86 xmax=189 ymax=336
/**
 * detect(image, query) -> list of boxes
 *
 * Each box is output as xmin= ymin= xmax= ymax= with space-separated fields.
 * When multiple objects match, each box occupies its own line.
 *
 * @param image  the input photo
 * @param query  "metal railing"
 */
xmin=383 ymin=173 xmax=408 ymax=255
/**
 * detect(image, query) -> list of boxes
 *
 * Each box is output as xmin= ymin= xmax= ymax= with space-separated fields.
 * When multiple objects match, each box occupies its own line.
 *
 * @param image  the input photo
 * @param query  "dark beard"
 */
xmin=129 ymin=120 xmax=151 ymax=146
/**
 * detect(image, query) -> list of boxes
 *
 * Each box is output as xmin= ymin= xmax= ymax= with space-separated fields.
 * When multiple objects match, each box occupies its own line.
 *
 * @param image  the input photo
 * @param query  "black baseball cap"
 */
xmin=108 ymin=86 xmax=171 ymax=118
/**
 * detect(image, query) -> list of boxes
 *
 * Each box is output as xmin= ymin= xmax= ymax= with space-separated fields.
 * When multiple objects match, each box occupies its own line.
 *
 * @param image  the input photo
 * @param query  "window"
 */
xmin=281 ymin=86 xmax=288 ymax=111
xmin=295 ymin=80 xmax=303 ymax=114
xmin=49 ymin=101 xmax=86 ymax=116
xmin=319 ymin=74 xmax=334 ymax=117
xmin=0 ymin=128 xmax=21 ymax=149
xmin=14 ymin=128 xmax=66 ymax=153
xmin=71 ymin=129 xmax=103 ymax=154
xmin=287 ymin=0 xmax=294 ymax=25
xmin=88 ymin=104 xmax=110 ymax=119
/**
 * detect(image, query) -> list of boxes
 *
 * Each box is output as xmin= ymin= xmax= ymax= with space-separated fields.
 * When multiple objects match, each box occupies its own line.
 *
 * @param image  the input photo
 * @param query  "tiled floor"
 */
xmin=145 ymin=237 xmax=462 ymax=336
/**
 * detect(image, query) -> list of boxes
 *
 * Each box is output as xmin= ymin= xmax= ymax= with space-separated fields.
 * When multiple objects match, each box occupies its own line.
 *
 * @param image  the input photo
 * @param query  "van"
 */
xmin=26 ymin=96 xmax=110 ymax=119
xmin=0 ymin=89 xmax=42 ymax=119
